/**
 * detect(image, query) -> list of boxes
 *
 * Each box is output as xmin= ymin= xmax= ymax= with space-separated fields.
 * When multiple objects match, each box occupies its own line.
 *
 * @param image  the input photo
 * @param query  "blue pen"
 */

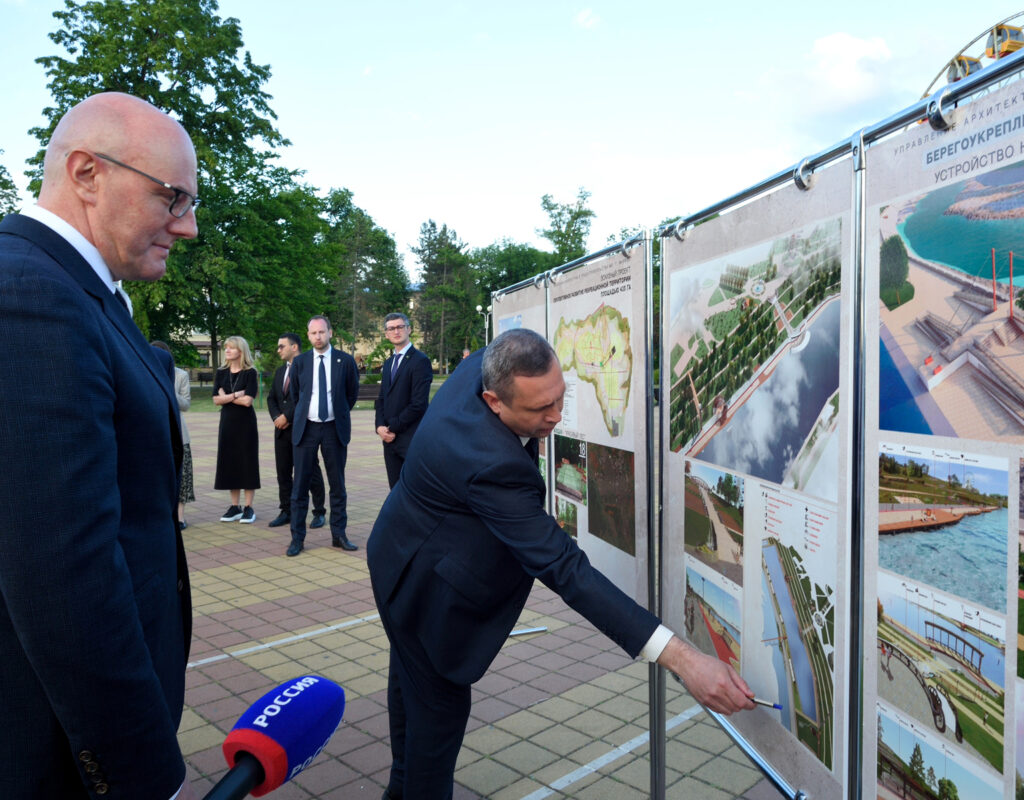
xmin=751 ymin=697 xmax=783 ymax=710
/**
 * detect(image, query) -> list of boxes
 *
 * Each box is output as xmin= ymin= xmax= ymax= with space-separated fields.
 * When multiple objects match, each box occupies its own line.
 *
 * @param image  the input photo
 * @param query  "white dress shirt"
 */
xmin=307 ymin=348 xmax=335 ymax=422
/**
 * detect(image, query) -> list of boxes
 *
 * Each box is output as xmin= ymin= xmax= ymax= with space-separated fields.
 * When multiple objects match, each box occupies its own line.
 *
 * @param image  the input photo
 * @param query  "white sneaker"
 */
xmin=240 ymin=506 xmax=256 ymax=524
xmin=220 ymin=505 xmax=243 ymax=522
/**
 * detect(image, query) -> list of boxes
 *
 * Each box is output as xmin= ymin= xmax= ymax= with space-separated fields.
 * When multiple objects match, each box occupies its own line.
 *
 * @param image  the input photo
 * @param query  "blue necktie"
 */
xmin=391 ymin=352 xmax=403 ymax=379
xmin=318 ymin=355 xmax=328 ymax=421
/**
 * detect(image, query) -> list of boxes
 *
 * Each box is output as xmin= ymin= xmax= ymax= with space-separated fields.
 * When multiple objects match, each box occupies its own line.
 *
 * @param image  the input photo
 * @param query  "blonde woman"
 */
xmin=213 ymin=336 xmax=261 ymax=523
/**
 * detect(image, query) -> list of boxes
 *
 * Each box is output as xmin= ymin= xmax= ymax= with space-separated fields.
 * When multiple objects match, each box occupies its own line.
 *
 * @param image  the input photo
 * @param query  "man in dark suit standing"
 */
xmin=287 ymin=315 xmax=360 ymax=556
xmin=375 ymin=312 xmax=432 ymax=488
xmin=268 ymin=332 xmax=326 ymax=529
xmin=0 ymin=93 xmax=197 ymax=798
xmin=368 ymin=329 xmax=754 ymax=800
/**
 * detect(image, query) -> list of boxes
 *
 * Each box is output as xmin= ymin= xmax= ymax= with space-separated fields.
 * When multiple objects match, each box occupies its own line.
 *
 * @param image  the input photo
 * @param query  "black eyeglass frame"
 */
xmin=94 ymin=152 xmax=199 ymax=218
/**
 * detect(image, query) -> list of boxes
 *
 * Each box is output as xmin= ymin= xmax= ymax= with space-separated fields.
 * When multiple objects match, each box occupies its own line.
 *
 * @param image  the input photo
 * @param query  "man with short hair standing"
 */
xmin=375 ymin=312 xmax=432 ymax=488
xmin=268 ymin=332 xmax=326 ymax=529
xmin=368 ymin=329 xmax=754 ymax=800
xmin=287 ymin=315 xmax=360 ymax=556
xmin=0 ymin=93 xmax=198 ymax=798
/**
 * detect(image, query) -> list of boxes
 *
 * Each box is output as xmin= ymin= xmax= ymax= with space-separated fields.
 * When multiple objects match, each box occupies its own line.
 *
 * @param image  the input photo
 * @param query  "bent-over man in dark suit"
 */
xmin=375 ymin=312 xmax=432 ymax=488
xmin=0 ymin=93 xmax=198 ymax=798
xmin=287 ymin=315 xmax=360 ymax=556
xmin=268 ymin=332 xmax=326 ymax=529
xmin=368 ymin=329 xmax=754 ymax=800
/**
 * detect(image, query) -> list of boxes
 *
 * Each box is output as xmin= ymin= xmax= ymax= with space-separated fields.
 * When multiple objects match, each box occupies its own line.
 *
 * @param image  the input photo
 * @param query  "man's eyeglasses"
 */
xmin=384 ymin=324 xmax=408 ymax=332
xmin=95 ymin=153 xmax=199 ymax=218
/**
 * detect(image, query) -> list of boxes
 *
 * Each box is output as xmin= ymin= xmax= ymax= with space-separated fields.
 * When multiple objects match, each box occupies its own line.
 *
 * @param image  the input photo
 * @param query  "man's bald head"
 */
xmin=37 ymin=92 xmax=198 ymax=282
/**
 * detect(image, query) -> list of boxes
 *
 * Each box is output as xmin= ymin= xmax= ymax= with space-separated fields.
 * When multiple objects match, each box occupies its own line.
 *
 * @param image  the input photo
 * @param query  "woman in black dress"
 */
xmin=213 ymin=336 xmax=260 ymax=523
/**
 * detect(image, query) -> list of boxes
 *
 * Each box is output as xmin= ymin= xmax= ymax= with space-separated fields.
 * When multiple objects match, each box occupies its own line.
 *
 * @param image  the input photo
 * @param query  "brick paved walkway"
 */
xmin=179 ymin=405 xmax=782 ymax=799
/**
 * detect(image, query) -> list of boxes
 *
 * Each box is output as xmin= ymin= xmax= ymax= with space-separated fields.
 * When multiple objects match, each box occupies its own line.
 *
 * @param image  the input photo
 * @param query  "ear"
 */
xmin=481 ymin=388 xmax=503 ymax=415
xmin=65 ymin=150 xmax=102 ymax=206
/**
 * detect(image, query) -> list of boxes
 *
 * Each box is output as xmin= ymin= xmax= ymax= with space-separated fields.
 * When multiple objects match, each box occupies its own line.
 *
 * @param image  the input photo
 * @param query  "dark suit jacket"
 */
xmin=0 ymin=213 xmax=191 ymax=798
xmin=268 ymin=361 xmax=299 ymax=440
xmin=374 ymin=345 xmax=432 ymax=455
xmin=367 ymin=349 xmax=658 ymax=686
xmin=289 ymin=346 xmax=359 ymax=446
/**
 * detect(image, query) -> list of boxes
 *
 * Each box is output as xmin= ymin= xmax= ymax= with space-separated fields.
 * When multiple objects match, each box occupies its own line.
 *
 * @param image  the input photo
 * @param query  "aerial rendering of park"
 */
xmin=760 ymin=536 xmax=835 ymax=768
xmin=667 ymin=218 xmax=842 ymax=500
xmin=586 ymin=442 xmax=635 ymax=555
xmin=878 ymin=162 xmax=1024 ymax=444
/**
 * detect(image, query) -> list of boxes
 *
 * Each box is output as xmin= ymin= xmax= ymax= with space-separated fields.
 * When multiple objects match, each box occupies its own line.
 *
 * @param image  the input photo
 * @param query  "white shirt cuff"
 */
xmin=169 ymin=779 xmax=185 ymax=800
xmin=639 ymin=624 xmax=674 ymax=663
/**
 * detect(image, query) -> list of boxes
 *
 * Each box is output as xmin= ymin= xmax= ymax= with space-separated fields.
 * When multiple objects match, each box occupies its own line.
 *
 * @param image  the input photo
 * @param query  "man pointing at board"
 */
xmin=368 ymin=328 xmax=754 ymax=800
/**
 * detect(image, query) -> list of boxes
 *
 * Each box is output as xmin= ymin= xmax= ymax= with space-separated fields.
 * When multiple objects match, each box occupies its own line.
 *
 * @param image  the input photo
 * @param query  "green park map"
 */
xmin=554 ymin=305 xmax=632 ymax=437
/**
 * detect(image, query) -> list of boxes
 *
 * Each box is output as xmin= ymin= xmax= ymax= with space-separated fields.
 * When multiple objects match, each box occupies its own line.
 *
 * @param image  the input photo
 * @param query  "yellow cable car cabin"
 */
xmin=985 ymin=24 xmax=1024 ymax=58
xmin=947 ymin=55 xmax=983 ymax=82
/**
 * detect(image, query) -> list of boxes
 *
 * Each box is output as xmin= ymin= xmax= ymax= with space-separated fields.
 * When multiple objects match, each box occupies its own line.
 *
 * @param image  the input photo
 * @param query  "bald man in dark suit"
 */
xmin=0 ymin=93 xmax=196 ymax=798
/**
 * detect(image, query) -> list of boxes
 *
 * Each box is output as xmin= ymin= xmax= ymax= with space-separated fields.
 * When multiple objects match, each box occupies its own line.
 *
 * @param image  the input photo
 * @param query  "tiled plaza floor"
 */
xmin=180 ymin=403 xmax=782 ymax=799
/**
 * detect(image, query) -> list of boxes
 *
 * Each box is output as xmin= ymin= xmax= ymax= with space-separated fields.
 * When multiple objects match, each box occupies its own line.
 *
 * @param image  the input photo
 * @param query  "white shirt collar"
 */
xmin=21 ymin=204 xmax=118 ymax=295
xmin=394 ymin=342 xmax=412 ymax=357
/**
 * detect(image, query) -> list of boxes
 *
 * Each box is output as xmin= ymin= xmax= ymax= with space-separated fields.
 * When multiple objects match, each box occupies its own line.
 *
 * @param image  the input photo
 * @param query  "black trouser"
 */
xmin=274 ymin=428 xmax=325 ymax=514
xmin=381 ymin=613 xmax=471 ymax=800
xmin=290 ymin=422 xmax=347 ymax=541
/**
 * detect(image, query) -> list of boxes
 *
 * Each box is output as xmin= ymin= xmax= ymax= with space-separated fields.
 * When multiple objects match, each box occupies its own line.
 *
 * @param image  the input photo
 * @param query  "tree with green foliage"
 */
xmin=28 ymin=0 xmax=317 ymax=363
xmin=937 ymin=777 xmax=959 ymax=800
xmin=0 ymin=152 xmax=19 ymax=217
xmin=412 ymin=221 xmax=480 ymax=372
xmin=472 ymin=239 xmax=554 ymax=301
xmin=908 ymin=743 xmax=926 ymax=785
xmin=324 ymin=189 xmax=409 ymax=354
xmin=879 ymin=234 xmax=909 ymax=293
xmin=538 ymin=187 xmax=595 ymax=266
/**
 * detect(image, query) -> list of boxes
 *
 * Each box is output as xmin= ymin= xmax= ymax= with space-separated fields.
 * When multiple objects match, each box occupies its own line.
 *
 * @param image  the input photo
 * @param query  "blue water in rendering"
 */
xmin=761 ymin=571 xmax=790 ymax=725
xmin=878 ymin=339 xmax=932 ymax=435
xmin=700 ymin=300 xmax=840 ymax=484
xmin=879 ymin=507 xmax=1008 ymax=613
xmin=763 ymin=543 xmax=817 ymax=722
xmin=900 ymin=173 xmax=1024 ymax=283
xmin=881 ymin=593 xmax=1005 ymax=686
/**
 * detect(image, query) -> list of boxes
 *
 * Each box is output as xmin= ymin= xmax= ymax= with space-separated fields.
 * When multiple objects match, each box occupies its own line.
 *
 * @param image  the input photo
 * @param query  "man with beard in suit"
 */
xmin=286 ymin=315 xmax=360 ymax=556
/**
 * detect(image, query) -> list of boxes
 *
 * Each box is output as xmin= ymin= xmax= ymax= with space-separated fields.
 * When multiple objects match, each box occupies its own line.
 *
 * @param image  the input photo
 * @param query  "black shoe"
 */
xmin=286 ymin=540 xmax=304 ymax=557
xmin=382 ymin=790 xmax=401 ymax=800
xmin=240 ymin=506 xmax=256 ymax=524
xmin=332 ymin=535 xmax=358 ymax=551
xmin=220 ymin=505 xmax=242 ymax=522
xmin=268 ymin=511 xmax=290 ymax=528
xmin=310 ymin=513 xmax=326 ymax=529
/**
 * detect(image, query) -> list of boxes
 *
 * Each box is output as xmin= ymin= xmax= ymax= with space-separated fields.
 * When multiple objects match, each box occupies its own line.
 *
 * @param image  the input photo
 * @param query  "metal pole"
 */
xmin=846 ymin=129 xmax=868 ymax=800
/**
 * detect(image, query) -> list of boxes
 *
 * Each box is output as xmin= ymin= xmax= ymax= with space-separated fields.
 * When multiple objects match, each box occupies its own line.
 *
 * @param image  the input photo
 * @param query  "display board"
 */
xmin=862 ymin=80 xmax=1024 ymax=800
xmin=661 ymin=163 xmax=854 ymax=799
xmin=491 ymin=279 xmax=552 ymax=504
xmin=548 ymin=245 xmax=650 ymax=603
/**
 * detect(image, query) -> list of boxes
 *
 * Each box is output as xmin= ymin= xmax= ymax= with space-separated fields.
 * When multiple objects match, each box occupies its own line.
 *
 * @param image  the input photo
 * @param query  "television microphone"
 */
xmin=203 ymin=675 xmax=345 ymax=799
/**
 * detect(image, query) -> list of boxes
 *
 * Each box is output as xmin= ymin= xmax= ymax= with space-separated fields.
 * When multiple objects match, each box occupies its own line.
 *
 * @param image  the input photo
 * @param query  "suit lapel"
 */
xmin=1 ymin=215 xmax=178 ymax=416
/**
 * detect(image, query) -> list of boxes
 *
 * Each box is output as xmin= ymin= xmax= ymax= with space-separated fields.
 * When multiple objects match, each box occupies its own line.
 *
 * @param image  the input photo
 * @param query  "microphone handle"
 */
xmin=202 ymin=752 xmax=266 ymax=800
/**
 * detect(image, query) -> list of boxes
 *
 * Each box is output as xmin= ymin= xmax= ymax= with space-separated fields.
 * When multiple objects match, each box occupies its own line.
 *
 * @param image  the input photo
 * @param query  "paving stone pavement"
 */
xmin=179 ymin=403 xmax=783 ymax=799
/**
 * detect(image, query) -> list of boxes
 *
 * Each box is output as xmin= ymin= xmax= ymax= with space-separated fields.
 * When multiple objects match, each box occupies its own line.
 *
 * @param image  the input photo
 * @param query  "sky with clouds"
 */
xmin=0 ymin=1 xmax=1016 ymax=275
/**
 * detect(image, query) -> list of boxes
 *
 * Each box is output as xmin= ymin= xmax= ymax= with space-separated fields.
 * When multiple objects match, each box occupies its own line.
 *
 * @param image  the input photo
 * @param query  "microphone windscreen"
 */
xmin=222 ymin=676 xmax=345 ymax=796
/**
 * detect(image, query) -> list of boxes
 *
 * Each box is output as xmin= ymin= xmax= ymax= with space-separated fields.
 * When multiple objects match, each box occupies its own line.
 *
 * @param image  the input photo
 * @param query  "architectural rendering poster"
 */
xmin=548 ymin=246 xmax=648 ymax=603
xmin=662 ymin=162 xmax=853 ymax=799
xmin=491 ymin=280 xmax=552 ymax=503
xmin=864 ymin=80 xmax=1023 ymax=799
